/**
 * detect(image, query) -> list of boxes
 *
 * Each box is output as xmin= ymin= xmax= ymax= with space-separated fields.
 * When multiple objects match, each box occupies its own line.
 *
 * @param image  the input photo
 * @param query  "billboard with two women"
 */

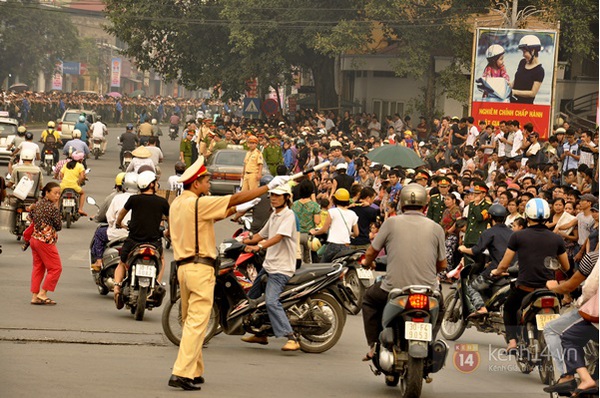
xmin=470 ymin=28 xmax=558 ymax=139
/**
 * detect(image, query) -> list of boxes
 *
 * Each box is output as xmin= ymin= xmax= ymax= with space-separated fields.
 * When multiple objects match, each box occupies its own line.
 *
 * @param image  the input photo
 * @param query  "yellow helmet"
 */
xmin=309 ymin=236 xmax=322 ymax=252
xmin=115 ymin=172 xmax=126 ymax=187
xmin=17 ymin=126 xmax=27 ymax=134
xmin=333 ymin=188 xmax=350 ymax=202
xmin=47 ymin=121 xmax=56 ymax=128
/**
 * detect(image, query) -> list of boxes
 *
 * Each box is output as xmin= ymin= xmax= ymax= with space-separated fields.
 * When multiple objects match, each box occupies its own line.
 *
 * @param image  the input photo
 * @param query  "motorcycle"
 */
xmin=368 ymin=270 xmax=448 ymax=398
xmin=60 ymin=189 xmax=81 ymax=228
xmin=330 ymin=249 xmax=373 ymax=315
xmin=121 ymin=150 xmax=133 ymax=171
xmin=162 ymin=240 xmax=349 ymax=353
xmin=169 ymin=125 xmax=178 ymax=141
xmin=91 ymin=138 xmax=103 ymax=160
xmin=89 ymin=223 xmax=126 ymax=296
xmin=42 ymin=148 xmax=55 ymax=176
xmin=12 ymin=199 xmax=35 ymax=240
xmin=121 ymin=241 xmax=166 ymax=321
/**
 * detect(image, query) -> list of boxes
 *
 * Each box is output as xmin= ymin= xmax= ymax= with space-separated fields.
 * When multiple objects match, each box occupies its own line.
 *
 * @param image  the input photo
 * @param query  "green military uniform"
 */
xmin=213 ymin=140 xmax=228 ymax=151
xmin=464 ymin=182 xmax=492 ymax=247
xmin=263 ymin=137 xmax=283 ymax=176
xmin=426 ymin=194 xmax=445 ymax=224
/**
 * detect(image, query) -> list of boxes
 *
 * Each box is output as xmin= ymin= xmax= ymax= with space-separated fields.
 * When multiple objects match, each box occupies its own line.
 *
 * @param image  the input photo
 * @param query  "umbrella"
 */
xmin=107 ymin=92 xmax=122 ymax=98
xmin=9 ymin=83 xmax=29 ymax=93
xmin=130 ymin=89 xmax=145 ymax=97
xmin=366 ymin=144 xmax=425 ymax=169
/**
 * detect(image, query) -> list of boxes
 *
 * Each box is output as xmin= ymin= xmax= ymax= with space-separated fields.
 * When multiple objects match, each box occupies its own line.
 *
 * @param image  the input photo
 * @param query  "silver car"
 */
xmin=206 ymin=149 xmax=270 ymax=195
xmin=0 ymin=115 xmax=18 ymax=165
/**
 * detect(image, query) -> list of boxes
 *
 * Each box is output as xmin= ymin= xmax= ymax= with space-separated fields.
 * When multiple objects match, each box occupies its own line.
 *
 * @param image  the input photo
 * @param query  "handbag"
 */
xmin=13 ymin=175 xmax=35 ymax=200
xmin=579 ymin=291 xmax=599 ymax=323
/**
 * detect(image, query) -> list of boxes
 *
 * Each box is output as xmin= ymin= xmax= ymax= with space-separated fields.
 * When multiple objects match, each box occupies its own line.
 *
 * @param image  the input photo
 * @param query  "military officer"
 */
xmin=263 ymin=135 xmax=283 ymax=176
xmin=413 ymin=170 xmax=431 ymax=188
xmin=426 ymin=176 xmax=451 ymax=224
xmin=242 ymin=135 xmax=263 ymax=191
xmin=463 ymin=180 xmax=491 ymax=249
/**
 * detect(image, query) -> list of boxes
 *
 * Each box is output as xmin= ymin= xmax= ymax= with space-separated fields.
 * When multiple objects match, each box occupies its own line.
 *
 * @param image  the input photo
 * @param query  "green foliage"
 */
xmin=0 ymin=1 xmax=79 ymax=84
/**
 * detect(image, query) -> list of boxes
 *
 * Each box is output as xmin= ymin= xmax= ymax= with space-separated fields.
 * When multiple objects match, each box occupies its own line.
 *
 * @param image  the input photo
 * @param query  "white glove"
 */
xmin=235 ymin=198 xmax=261 ymax=213
xmin=240 ymin=177 xmax=243 ymax=187
xmin=267 ymin=175 xmax=291 ymax=190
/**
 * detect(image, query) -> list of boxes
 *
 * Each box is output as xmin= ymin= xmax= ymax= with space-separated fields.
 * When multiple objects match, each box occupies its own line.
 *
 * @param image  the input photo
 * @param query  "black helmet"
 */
xmin=174 ymin=161 xmax=186 ymax=174
xmin=260 ymin=175 xmax=274 ymax=187
xmin=25 ymin=132 xmax=33 ymax=140
xmin=489 ymin=203 xmax=507 ymax=219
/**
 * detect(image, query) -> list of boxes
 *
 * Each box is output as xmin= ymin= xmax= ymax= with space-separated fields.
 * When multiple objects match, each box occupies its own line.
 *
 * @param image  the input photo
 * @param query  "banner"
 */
xmin=111 ymin=58 xmax=122 ymax=87
xmin=471 ymin=28 xmax=558 ymax=139
xmin=63 ymin=62 xmax=80 ymax=75
xmin=52 ymin=61 xmax=63 ymax=91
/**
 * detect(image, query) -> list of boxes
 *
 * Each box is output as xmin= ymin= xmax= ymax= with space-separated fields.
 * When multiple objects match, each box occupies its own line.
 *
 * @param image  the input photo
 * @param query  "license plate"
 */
xmin=357 ymin=268 xmax=373 ymax=280
xmin=45 ymin=154 xmax=53 ymax=161
xmin=62 ymin=199 xmax=75 ymax=207
xmin=135 ymin=264 xmax=156 ymax=278
xmin=536 ymin=314 xmax=560 ymax=330
xmin=405 ymin=321 xmax=432 ymax=342
xmin=93 ymin=143 xmax=101 ymax=149
xmin=21 ymin=212 xmax=29 ymax=221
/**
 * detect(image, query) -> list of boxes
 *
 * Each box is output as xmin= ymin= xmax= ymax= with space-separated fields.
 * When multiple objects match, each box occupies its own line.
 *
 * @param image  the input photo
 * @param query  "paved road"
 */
xmin=0 ymin=130 xmax=552 ymax=397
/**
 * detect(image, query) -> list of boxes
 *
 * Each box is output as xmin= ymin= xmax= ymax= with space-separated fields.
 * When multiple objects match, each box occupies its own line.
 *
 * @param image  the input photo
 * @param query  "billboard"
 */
xmin=52 ymin=61 xmax=63 ymax=91
xmin=111 ymin=58 xmax=122 ymax=87
xmin=470 ymin=28 xmax=558 ymax=139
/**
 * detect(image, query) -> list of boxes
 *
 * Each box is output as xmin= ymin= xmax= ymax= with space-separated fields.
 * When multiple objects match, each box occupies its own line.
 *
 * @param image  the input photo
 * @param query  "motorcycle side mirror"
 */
xmin=85 ymin=168 xmax=91 ymax=174
xmin=86 ymin=196 xmax=97 ymax=206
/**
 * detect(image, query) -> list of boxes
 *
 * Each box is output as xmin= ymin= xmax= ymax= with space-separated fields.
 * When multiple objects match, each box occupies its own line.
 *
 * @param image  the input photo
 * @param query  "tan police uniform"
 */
xmin=170 ymin=160 xmax=231 ymax=381
xmin=242 ymin=148 xmax=263 ymax=191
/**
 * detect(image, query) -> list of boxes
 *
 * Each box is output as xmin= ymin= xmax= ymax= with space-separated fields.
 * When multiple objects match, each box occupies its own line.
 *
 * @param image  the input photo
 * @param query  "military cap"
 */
xmin=473 ymin=180 xmax=489 ymax=193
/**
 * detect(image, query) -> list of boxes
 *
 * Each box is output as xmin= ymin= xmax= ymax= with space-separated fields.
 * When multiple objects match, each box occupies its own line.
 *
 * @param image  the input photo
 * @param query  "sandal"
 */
xmin=37 ymin=297 xmax=57 ymax=305
xmin=114 ymin=291 xmax=124 ymax=310
xmin=571 ymin=387 xmax=599 ymax=397
xmin=362 ymin=352 xmax=374 ymax=362
xmin=31 ymin=297 xmax=44 ymax=305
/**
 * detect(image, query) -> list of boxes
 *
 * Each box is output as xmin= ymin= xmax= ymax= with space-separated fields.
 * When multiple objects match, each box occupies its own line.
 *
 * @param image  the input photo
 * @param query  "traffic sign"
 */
xmin=243 ymin=98 xmax=261 ymax=117
xmin=261 ymin=99 xmax=279 ymax=116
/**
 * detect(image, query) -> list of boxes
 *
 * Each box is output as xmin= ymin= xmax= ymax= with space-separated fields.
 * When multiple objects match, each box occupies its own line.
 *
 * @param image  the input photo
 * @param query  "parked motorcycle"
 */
xmin=121 ymin=241 xmax=165 ymax=321
xmin=163 ymin=240 xmax=349 ymax=353
xmin=169 ymin=125 xmax=178 ymax=141
xmin=368 ymin=279 xmax=448 ymax=398
xmin=91 ymin=138 xmax=103 ymax=160
xmin=42 ymin=148 xmax=55 ymax=176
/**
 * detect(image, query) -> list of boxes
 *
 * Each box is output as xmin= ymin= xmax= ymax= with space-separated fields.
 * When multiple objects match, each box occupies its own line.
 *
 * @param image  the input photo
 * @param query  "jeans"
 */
xmin=321 ymin=242 xmax=346 ymax=263
xmin=561 ymin=318 xmax=599 ymax=374
xmin=248 ymin=269 xmax=294 ymax=338
xmin=544 ymin=308 xmax=584 ymax=377
xmin=503 ymin=288 xmax=530 ymax=341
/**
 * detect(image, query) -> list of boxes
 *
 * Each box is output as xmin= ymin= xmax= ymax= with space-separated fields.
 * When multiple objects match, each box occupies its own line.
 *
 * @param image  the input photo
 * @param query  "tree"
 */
xmin=0 ymin=1 xmax=79 ymax=86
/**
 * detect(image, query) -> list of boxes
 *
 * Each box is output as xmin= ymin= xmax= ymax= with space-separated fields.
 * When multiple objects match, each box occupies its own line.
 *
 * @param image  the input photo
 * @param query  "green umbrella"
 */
xmin=366 ymin=144 xmax=425 ymax=169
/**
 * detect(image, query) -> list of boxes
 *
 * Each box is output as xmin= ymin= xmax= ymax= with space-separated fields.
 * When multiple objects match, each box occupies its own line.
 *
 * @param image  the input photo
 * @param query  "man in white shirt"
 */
xmin=465 ymin=116 xmax=479 ymax=147
xmin=509 ymin=121 xmax=523 ymax=159
xmin=578 ymin=130 xmax=596 ymax=169
xmin=90 ymin=116 xmax=108 ymax=154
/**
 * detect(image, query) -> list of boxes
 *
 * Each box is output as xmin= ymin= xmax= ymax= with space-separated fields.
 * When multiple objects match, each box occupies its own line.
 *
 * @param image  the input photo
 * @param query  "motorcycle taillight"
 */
xmin=411 ymin=317 xmax=425 ymax=323
xmin=540 ymin=297 xmax=556 ymax=308
xmin=407 ymin=294 xmax=429 ymax=310
xmin=140 ymin=247 xmax=155 ymax=257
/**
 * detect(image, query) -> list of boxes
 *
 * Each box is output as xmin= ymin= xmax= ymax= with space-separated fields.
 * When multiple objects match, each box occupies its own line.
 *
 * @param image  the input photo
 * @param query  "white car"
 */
xmin=57 ymin=108 xmax=99 ymax=141
xmin=0 ymin=112 xmax=18 ymax=165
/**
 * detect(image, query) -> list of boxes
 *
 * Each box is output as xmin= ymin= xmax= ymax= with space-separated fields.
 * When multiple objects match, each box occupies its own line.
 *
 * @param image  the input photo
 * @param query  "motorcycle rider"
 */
xmin=151 ymin=118 xmax=162 ymax=148
xmin=59 ymin=151 xmax=88 ymax=216
xmin=62 ymin=129 xmax=90 ymax=159
xmin=138 ymin=117 xmax=153 ymax=146
xmin=169 ymin=111 xmax=181 ymax=138
xmin=90 ymin=115 xmax=108 ymax=154
xmin=13 ymin=132 xmax=41 ymax=163
xmin=7 ymin=149 xmax=43 ymax=198
xmin=119 ymin=123 xmax=139 ymax=171
xmin=361 ymin=183 xmax=447 ymax=360
xmin=241 ymin=182 xmax=301 ymax=351
xmin=113 ymin=171 xmax=169 ymax=310
xmin=7 ymin=125 xmax=27 ymax=152
xmin=126 ymin=146 xmax=156 ymax=174
xmin=458 ymin=203 xmax=514 ymax=317
xmin=40 ymin=121 xmax=62 ymax=164
xmin=167 ymin=157 xmax=291 ymax=390
xmin=491 ymin=198 xmax=570 ymax=353
xmin=74 ymin=115 xmax=89 ymax=144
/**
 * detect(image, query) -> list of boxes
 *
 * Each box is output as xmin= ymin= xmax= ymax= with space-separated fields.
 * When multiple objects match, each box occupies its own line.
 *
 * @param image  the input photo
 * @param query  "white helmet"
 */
xmin=151 ymin=118 xmax=157 ymax=125
xmin=72 ymin=129 xmax=82 ymax=138
xmin=137 ymin=170 xmax=156 ymax=190
xmin=486 ymin=44 xmax=505 ymax=60
xmin=122 ymin=173 xmax=139 ymax=192
xmin=524 ymin=198 xmax=550 ymax=221
xmin=518 ymin=35 xmax=542 ymax=51
xmin=20 ymin=149 xmax=36 ymax=161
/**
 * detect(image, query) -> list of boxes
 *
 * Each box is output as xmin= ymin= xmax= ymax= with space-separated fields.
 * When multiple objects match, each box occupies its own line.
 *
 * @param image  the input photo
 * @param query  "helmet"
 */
xmin=518 ymin=35 xmax=542 ymax=51
xmin=17 ymin=126 xmax=26 ymax=135
xmin=123 ymin=173 xmax=138 ymax=192
xmin=96 ymin=115 xmax=102 ymax=121
xmin=20 ymin=149 xmax=35 ymax=161
xmin=296 ymin=139 xmax=305 ymax=147
xmin=78 ymin=115 xmax=86 ymax=122
xmin=488 ymin=203 xmax=507 ymax=219
xmin=47 ymin=121 xmax=56 ymax=128
xmin=260 ymin=175 xmax=274 ymax=187
xmin=486 ymin=44 xmax=505 ymax=60
xmin=71 ymin=151 xmax=85 ymax=161
xmin=524 ymin=198 xmax=550 ymax=221
xmin=72 ymin=129 xmax=82 ymax=138
xmin=333 ymin=188 xmax=350 ymax=202
xmin=400 ymin=183 xmax=428 ymax=208
xmin=151 ymin=118 xmax=157 ymax=125
xmin=126 ymin=123 xmax=134 ymax=130
xmin=115 ymin=172 xmax=126 ymax=187
xmin=308 ymin=235 xmax=322 ymax=252
xmin=137 ymin=170 xmax=157 ymax=190
xmin=25 ymin=132 xmax=33 ymax=140
xmin=174 ymin=161 xmax=186 ymax=174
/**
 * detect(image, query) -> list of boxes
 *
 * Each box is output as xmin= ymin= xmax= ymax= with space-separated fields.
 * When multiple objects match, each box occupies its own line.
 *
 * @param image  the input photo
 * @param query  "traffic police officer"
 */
xmin=426 ymin=176 xmax=451 ymax=224
xmin=168 ymin=157 xmax=290 ymax=390
xmin=263 ymin=135 xmax=283 ymax=176
xmin=242 ymin=135 xmax=263 ymax=191
xmin=464 ymin=180 xmax=492 ymax=249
